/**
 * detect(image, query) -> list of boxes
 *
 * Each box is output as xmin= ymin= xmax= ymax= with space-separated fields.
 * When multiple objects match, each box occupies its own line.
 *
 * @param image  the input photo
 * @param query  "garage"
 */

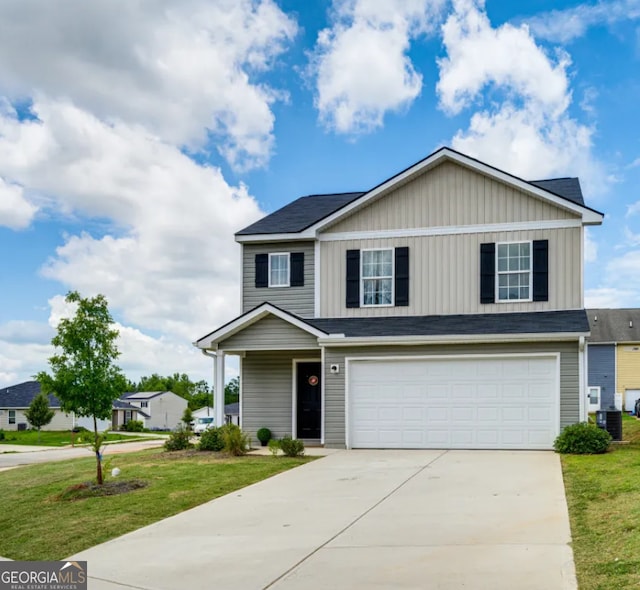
xmin=347 ymin=355 xmax=559 ymax=450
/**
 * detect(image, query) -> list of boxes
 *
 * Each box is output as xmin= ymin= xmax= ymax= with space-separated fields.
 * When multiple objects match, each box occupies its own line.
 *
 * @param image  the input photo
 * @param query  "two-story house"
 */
xmin=195 ymin=148 xmax=603 ymax=450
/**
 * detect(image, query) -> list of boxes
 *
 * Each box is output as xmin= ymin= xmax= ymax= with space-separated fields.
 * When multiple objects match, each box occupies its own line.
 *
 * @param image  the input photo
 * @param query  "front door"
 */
xmin=296 ymin=362 xmax=321 ymax=439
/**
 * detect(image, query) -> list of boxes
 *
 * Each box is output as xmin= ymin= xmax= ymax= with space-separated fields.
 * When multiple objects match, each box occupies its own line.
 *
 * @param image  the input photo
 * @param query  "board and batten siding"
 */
xmin=325 ymin=161 xmax=578 ymax=233
xmin=323 ymin=341 xmax=580 ymax=448
xmin=616 ymin=343 xmax=640 ymax=397
xmin=587 ymin=344 xmax=616 ymax=409
xmin=242 ymin=241 xmax=315 ymax=317
xmin=242 ymin=350 xmax=320 ymax=444
xmin=320 ymin=227 xmax=581 ymax=317
xmin=219 ymin=315 xmax=319 ymax=351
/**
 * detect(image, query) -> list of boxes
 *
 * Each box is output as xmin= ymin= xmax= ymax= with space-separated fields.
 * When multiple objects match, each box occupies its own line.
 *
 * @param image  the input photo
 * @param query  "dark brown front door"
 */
xmin=296 ymin=362 xmax=321 ymax=439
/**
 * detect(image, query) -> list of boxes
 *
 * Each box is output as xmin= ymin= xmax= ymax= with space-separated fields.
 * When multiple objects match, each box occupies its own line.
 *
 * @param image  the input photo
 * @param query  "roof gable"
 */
xmin=236 ymin=147 xmax=603 ymax=241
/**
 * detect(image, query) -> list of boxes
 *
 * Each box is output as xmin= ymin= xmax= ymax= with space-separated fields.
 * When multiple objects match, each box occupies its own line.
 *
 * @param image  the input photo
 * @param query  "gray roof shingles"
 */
xmin=306 ymin=309 xmax=589 ymax=337
xmin=0 ymin=381 xmax=61 ymax=408
xmin=529 ymin=178 xmax=585 ymax=206
xmin=587 ymin=309 xmax=640 ymax=343
xmin=236 ymin=192 xmax=364 ymax=235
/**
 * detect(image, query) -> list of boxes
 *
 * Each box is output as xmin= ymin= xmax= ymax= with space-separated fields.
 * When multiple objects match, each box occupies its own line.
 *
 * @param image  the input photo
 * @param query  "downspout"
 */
xmin=579 ymin=336 xmax=586 ymax=422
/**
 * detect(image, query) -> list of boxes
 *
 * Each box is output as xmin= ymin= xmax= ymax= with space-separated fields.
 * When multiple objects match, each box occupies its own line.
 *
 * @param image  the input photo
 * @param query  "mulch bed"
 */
xmin=57 ymin=479 xmax=148 ymax=501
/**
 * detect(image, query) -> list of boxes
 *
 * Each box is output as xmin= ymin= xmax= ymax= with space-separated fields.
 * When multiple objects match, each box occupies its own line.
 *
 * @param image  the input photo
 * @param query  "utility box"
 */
xmin=17 ymin=423 xmax=27 ymax=431
xmin=595 ymin=410 xmax=622 ymax=442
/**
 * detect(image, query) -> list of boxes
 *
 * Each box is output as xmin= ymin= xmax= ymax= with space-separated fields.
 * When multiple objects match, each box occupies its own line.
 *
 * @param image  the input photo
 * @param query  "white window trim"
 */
xmin=268 ymin=252 xmax=290 ymax=288
xmin=495 ymin=240 xmax=533 ymax=303
xmin=360 ymin=247 xmax=394 ymax=308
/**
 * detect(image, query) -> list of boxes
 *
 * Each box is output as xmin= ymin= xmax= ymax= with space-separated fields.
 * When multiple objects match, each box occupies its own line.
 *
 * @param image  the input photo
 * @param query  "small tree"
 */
xmin=24 ymin=393 xmax=55 ymax=441
xmin=37 ymin=291 xmax=126 ymax=485
xmin=182 ymin=407 xmax=194 ymax=431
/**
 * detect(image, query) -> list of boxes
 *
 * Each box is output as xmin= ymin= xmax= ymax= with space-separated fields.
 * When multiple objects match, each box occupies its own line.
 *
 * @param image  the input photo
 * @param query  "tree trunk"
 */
xmin=94 ymin=415 xmax=103 ymax=485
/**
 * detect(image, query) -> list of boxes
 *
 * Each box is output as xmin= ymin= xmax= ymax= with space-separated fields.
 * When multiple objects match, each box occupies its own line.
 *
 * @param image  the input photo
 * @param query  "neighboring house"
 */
xmin=192 ymin=403 xmax=240 ymax=426
xmin=117 ymin=391 xmax=187 ymax=431
xmin=195 ymin=147 xmax=603 ymax=450
xmin=586 ymin=309 xmax=640 ymax=412
xmin=0 ymin=381 xmax=74 ymax=431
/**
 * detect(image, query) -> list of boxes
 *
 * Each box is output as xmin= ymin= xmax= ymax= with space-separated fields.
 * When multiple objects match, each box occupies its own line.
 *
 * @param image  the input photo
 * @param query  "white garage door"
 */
xmin=348 ymin=356 xmax=559 ymax=450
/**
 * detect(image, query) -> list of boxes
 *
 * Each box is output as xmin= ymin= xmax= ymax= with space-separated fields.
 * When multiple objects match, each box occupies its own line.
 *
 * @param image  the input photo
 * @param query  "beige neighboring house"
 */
xmin=115 ymin=391 xmax=187 ymax=431
xmin=0 ymin=381 xmax=74 ymax=431
xmin=195 ymin=147 xmax=604 ymax=450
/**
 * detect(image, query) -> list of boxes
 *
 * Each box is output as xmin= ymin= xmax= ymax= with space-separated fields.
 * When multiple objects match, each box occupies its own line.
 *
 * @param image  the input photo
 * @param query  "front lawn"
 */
xmin=562 ymin=415 xmax=640 ymax=590
xmin=0 ymin=449 xmax=312 ymax=560
xmin=0 ymin=429 xmax=141 ymax=447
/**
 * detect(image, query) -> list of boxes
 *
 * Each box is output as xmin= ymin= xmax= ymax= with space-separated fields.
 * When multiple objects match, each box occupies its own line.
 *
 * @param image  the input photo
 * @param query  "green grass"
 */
xmin=0 ymin=430 xmax=140 ymax=447
xmin=0 ymin=449 xmax=312 ymax=560
xmin=562 ymin=414 xmax=640 ymax=590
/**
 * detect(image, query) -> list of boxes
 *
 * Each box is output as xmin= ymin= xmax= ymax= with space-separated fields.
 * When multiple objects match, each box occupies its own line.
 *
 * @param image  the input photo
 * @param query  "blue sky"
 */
xmin=0 ymin=0 xmax=639 ymax=386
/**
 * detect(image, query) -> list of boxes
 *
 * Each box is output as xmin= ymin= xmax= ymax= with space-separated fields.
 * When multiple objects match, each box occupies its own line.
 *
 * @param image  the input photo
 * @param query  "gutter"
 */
xmin=317 ymin=332 xmax=590 ymax=347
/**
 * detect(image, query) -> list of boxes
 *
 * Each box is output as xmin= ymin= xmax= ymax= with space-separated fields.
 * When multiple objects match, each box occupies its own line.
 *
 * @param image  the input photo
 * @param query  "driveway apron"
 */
xmin=70 ymin=450 xmax=576 ymax=590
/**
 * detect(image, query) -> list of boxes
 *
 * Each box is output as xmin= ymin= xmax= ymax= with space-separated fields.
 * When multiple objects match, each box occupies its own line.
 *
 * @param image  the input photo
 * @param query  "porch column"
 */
xmin=215 ymin=352 xmax=225 ymax=427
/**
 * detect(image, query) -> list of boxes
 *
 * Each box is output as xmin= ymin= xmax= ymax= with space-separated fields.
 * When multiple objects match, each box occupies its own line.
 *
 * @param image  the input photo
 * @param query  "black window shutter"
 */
xmin=346 ymin=249 xmax=360 ymax=308
xmin=532 ymin=240 xmax=549 ymax=302
xmin=480 ymin=243 xmax=496 ymax=304
xmin=394 ymin=247 xmax=409 ymax=306
xmin=255 ymin=253 xmax=268 ymax=288
xmin=290 ymin=252 xmax=304 ymax=287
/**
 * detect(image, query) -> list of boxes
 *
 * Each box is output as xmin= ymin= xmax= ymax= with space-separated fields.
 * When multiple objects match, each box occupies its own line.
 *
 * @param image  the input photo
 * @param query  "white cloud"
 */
xmin=525 ymin=0 xmax=640 ymax=44
xmin=311 ymin=0 xmax=447 ymax=134
xmin=586 ymin=248 xmax=640 ymax=308
xmin=437 ymin=0 xmax=606 ymax=193
xmin=0 ymin=100 xmax=262 ymax=343
xmin=0 ymin=177 xmax=36 ymax=229
xmin=585 ymin=287 xmax=637 ymax=307
xmin=0 ymin=0 xmax=297 ymax=170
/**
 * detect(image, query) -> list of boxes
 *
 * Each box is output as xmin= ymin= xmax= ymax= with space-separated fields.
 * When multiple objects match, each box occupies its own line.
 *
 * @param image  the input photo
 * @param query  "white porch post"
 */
xmin=215 ymin=352 xmax=225 ymax=427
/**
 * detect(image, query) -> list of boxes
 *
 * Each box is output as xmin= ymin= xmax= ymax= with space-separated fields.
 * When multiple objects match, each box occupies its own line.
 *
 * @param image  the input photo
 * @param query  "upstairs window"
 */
xmin=497 ymin=242 xmax=531 ymax=301
xmin=362 ymin=249 xmax=393 ymax=306
xmin=140 ymin=401 xmax=149 ymax=408
xmin=269 ymin=253 xmax=290 ymax=287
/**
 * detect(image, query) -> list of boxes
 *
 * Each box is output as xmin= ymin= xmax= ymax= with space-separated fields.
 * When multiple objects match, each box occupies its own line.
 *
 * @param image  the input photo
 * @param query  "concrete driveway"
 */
xmin=71 ymin=450 xmax=576 ymax=590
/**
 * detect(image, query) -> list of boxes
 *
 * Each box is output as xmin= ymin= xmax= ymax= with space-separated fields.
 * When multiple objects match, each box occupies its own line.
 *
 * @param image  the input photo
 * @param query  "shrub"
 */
xmin=121 ymin=420 xmax=144 ymax=433
xmin=199 ymin=427 xmax=224 ymax=452
xmin=221 ymin=424 xmax=249 ymax=456
xmin=0 ymin=429 xmax=4 ymax=441
xmin=164 ymin=427 xmax=193 ymax=451
xmin=279 ymin=435 xmax=305 ymax=457
xmin=268 ymin=439 xmax=280 ymax=457
xmin=257 ymin=427 xmax=272 ymax=445
xmin=72 ymin=426 xmax=89 ymax=434
xmin=554 ymin=422 xmax=612 ymax=454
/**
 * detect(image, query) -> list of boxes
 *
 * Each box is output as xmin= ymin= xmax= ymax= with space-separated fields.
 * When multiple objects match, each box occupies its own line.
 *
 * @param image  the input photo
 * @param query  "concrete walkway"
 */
xmin=70 ymin=450 xmax=575 ymax=590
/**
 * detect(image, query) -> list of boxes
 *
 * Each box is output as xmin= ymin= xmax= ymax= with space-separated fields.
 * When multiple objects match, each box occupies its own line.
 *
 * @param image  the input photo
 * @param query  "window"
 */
xmin=497 ymin=242 xmax=531 ymax=301
xmin=362 ymin=249 xmax=393 ymax=306
xmin=269 ymin=253 xmax=290 ymax=287
xmin=140 ymin=401 xmax=148 ymax=408
xmin=8 ymin=410 xmax=15 ymax=425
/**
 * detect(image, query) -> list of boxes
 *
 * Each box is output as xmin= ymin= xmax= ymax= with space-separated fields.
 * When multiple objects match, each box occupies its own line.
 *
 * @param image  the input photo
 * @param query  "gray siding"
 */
xmin=587 ymin=344 xmax=616 ymax=409
xmin=219 ymin=315 xmax=319 ymax=351
xmin=242 ymin=350 xmax=320 ymax=444
xmin=323 ymin=341 xmax=579 ymax=448
xmin=242 ymin=241 xmax=315 ymax=317
xmin=325 ymin=160 xmax=578 ymax=233
xmin=320 ymin=227 xmax=581 ymax=317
